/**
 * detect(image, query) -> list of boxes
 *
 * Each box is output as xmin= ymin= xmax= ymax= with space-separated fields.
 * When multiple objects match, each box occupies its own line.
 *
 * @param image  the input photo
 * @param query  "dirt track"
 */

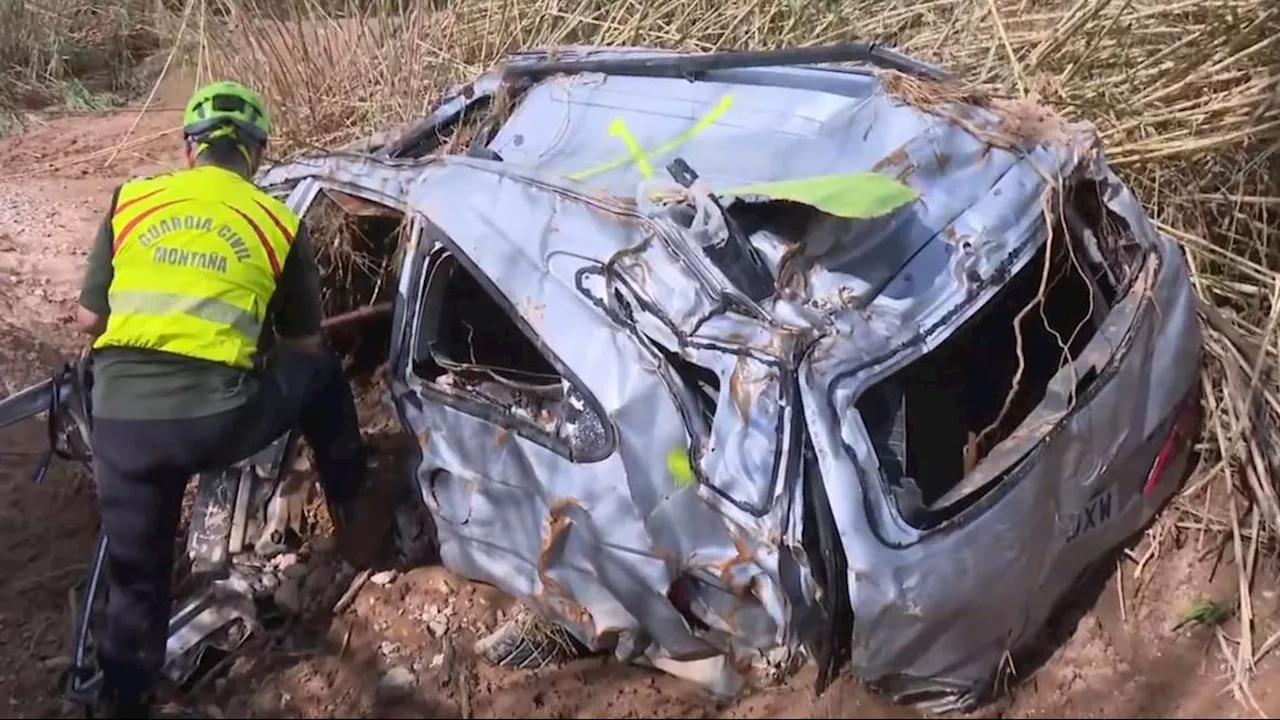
xmin=2 ymin=91 xmax=1280 ymax=719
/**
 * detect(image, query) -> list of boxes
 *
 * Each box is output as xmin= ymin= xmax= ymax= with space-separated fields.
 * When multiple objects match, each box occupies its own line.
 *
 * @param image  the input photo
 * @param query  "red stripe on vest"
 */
xmin=224 ymin=203 xmax=282 ymax=276
xmin=112 ymin=199 xmax=190 ymax=254
xmin=253 ymin=200 xmax=297 ymax=248
xmin=112 ymin=188 xmax=164 ymax=217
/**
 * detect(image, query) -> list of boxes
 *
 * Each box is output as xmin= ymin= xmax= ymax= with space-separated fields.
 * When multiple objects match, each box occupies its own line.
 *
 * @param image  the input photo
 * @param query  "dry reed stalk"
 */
xmin=0 ymin=0 xmax=162 ymax=113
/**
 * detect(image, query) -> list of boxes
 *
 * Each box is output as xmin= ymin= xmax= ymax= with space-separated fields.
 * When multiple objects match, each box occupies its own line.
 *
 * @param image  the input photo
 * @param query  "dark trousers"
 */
xmin=89 ymin=347 xmax=367 ymax=705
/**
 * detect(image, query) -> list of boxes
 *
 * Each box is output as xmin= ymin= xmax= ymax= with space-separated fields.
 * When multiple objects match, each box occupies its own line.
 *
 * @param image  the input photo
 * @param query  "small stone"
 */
xmin=378 ymin=666 xmax=416 ymax=700
xmin=429 ymin=653 xmax=444 ymax=669
xmin=371 ymin=570 xmax=398 ymax=586
xmin=428 ymin=616 xmax=448 ymax=637
xmin=282 ymin=562 xmax=309 ymax=581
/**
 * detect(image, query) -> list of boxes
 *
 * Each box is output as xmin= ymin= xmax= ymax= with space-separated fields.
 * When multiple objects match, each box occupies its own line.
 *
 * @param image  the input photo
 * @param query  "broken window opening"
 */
xmin=411 ymin=250 xmax=612 ymax=462
xmin=391 ymin=98 xmax=496 ymax=159
xmin=390 ymin=80 xmax=529 ymax=160
xmin=729 ymin=198 xmax=818 ymax=241
xmin=297 ymin=188 xmax=405 ymax=378
xmin=303 ymin=189 xmax=405 ymax=317
xmin=856 ymin=211 xmax=1132 ymax=529
xmin=1063 ymin=179 xmax=1145 ymax=303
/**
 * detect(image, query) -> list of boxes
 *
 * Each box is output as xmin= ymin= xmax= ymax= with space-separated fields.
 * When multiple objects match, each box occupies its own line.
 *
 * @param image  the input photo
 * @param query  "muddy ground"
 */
xmin=2 ymin=86 xmax=1280 ymax=719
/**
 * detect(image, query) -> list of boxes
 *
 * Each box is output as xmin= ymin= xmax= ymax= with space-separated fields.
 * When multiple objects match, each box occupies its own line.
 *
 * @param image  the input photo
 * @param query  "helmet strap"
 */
xmin=187 ymin=132 xmax=261 ymax=178
xmin=194 ymin=138 xmax=254 ymax=169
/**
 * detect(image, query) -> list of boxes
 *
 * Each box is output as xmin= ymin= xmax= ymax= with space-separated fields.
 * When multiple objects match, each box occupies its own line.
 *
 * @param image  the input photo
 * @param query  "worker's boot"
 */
xmin=311 ymin=416 xmax=394 ymax=569
xmin=92 ymin=655 xmax=154 ymax=720
xmin=327 ymin=490 xmax=392 ymax=569
xmin=91 ymin=689 xmax=151 ymax=719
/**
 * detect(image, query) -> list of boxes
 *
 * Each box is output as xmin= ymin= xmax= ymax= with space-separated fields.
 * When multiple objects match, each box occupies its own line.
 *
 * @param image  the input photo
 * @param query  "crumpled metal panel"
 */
xmin=258 ymin=46 xmax=1203 ymax=709
xmin=804 ymin=231 xmax=1200 ymax=708
xmin=394 ymin=163 xmax=820 ymax=685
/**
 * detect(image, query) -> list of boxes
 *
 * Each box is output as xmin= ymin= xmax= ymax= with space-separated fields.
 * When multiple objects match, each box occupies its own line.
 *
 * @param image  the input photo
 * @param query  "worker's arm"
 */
xmin=75 ymin=190 xmax=119 ymax=338
xmin=267 ymin=224 xmax=326 ymax=354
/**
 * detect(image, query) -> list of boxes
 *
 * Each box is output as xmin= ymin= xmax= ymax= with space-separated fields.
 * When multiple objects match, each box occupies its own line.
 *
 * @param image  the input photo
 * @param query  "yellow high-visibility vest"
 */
xmin=93 ymin=165 xmax=299 ymax=370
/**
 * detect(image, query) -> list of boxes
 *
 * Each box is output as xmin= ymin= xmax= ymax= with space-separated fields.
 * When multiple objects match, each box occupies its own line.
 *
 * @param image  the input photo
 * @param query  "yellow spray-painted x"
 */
xmin=568 ymin=94 xmax=735 ymax=182
xmin=568 ymin=92 xmax=920 ymax=221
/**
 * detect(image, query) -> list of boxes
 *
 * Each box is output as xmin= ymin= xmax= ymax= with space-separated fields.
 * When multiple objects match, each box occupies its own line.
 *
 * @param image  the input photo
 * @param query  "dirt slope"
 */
xmin=1 ymin=96 xmax=1278 ymax=719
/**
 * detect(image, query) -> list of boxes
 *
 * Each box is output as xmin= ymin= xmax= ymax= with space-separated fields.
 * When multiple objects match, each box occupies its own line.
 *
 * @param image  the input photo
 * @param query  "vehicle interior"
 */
xmin=411 ymin=246 xmax=612 ymax=462
xmin=853 ymin=179 xmax=1146 ymax=529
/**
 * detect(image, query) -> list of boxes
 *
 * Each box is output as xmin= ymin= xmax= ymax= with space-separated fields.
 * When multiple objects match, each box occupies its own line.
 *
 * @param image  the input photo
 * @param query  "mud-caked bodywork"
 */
xmin=256 ymin=44 xmax=1204 ymax=712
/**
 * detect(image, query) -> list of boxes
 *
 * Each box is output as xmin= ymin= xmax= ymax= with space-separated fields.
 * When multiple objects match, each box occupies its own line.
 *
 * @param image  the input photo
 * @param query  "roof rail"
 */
xmin=502 ymin=42 xmax=951 ymax=84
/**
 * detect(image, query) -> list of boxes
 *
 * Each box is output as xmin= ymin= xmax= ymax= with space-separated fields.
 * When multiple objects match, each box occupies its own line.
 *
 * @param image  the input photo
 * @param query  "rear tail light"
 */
xmin=1142 ymin=390 xmax=1202 ymax=497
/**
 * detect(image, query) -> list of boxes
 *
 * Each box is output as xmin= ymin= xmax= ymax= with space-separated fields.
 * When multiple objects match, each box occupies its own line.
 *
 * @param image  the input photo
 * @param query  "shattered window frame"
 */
xmin=401 ymin=219 xmax=619 ymax=464
xmin=835 ymin=206 xmax=1161 ymax=538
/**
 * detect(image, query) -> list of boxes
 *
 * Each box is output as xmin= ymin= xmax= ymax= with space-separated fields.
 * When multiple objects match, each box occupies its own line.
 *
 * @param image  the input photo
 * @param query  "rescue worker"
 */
xmin=73 ymin=81 xmax=385 ymax=718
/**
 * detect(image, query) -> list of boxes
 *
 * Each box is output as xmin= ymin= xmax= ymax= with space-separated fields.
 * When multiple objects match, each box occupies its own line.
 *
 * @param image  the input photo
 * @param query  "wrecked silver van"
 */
xmin=256 ymin=44 xmax=1204 ymax=712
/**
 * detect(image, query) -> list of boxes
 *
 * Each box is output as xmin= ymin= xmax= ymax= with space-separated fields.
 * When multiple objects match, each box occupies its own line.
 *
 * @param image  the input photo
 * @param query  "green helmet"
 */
xmin=183 ymin=80 xmax=271 ymax=147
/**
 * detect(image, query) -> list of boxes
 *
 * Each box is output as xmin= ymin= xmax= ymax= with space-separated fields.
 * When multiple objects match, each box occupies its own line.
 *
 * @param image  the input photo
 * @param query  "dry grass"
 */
xmin=0 ymin=0 xmax=160 ymax=118
xmin=181 ymin=0 xmax=1280 ymax=703
xmin=302 ymin=187 xmax=408 ymax=319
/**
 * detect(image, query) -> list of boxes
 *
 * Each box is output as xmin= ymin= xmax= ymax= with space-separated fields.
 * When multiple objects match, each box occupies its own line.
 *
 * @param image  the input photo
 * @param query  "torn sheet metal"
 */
xmin=258 ymin=44 xmax=1204 ymax=712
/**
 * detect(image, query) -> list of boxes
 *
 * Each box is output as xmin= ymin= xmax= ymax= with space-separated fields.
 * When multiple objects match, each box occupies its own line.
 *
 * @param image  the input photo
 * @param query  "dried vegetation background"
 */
xmin=2 ymin=0 xmax=1280 ymax=709
xmin=0 ymin=0 xmax=159 ymax=122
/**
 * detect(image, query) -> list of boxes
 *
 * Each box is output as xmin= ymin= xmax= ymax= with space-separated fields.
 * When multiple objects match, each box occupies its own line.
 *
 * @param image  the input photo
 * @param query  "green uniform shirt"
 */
xmin=79 ymin=183 xmax=325 ymax=420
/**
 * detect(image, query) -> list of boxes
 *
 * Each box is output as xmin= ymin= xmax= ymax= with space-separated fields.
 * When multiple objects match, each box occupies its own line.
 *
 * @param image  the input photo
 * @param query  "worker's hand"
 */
xmin=73 ymin=306 xmax=106 ymax=337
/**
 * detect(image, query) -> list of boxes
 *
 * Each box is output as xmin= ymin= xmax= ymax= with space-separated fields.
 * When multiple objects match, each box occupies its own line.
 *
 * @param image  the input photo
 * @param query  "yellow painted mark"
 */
xmin=608 ymin=118 xmax=652 ymax=178
xmin=568 ymin=94 xmax=735 ymax=182
xmin=721 ymin=172 xmax=920 ymax=220
xmin=666 ymin=446 xmax=696 ymax=489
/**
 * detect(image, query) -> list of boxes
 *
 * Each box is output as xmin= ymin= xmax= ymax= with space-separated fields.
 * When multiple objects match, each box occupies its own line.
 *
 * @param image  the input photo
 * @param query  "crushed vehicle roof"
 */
xmin=267 ymin=43 xmax=1100 ymax=345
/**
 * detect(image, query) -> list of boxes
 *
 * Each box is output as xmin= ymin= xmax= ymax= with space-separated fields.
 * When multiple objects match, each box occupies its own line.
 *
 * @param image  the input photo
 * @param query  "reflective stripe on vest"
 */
xmin=93 ymin=166 xmax=300 ymax=370
xmin=106 ymin=290 xmax=264 ymax=339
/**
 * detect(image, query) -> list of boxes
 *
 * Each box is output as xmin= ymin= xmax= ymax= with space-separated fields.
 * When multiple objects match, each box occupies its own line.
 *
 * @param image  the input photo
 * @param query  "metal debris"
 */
xmin=473 ymin=605 xmax=587 ymax=669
